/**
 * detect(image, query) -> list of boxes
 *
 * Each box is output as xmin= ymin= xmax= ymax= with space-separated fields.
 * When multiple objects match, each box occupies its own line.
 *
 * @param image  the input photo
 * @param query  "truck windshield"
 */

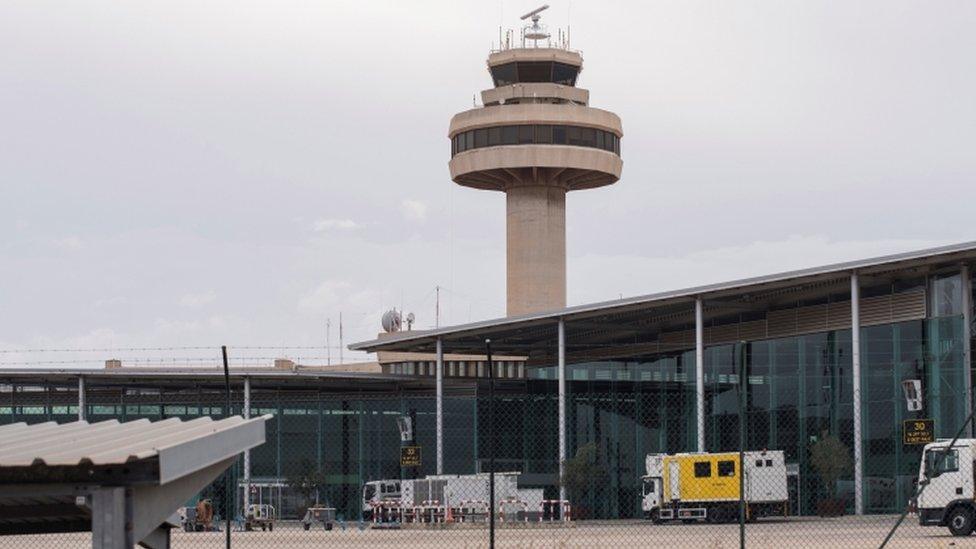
xmin=364 ymin=484 xmax=376 ymax=501
xmin=925 ymin=448 xmax=959 ymax=477
xmin=642 ymin=479 xmax=656 ymax=496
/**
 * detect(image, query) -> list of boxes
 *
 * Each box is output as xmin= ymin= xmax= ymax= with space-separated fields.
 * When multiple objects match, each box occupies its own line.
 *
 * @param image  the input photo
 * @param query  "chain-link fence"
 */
xmin=0 ymin=326 xmax=972 ymax=548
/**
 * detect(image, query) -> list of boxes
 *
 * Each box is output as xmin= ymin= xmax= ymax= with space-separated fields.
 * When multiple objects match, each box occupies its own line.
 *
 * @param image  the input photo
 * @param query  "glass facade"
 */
xmin=511 ymin=271 xmax=973 ymax=519
xmin=452 ymin=124 xmax=620 ymax=157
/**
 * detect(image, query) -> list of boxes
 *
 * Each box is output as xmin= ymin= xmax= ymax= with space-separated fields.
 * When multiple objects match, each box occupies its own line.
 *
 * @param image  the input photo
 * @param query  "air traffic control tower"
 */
xmin=448 ymin=6 xmax=623 ymax=316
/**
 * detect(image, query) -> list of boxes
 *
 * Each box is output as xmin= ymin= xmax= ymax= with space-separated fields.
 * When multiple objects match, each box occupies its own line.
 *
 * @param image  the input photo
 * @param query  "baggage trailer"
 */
xmin=302 ymin=506 xmax=336 ymax=531
xmin=642 ymin=450 xmax=789 ymax=523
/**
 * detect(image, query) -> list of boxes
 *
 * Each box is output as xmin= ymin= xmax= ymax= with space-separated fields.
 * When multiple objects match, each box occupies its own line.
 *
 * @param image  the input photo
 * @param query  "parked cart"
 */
xmin=182 ymin=499 xmax=216 ymax=532
xmin=302 ymin=506 xmax=337 ymax=531
xmin=244 ymin=503 xmax=276 ymax=531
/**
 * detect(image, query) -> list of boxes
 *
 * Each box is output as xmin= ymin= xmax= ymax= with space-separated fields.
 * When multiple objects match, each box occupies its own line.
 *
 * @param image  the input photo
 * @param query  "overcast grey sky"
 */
xmin=1 ymin=1 xmax=974 ymax=367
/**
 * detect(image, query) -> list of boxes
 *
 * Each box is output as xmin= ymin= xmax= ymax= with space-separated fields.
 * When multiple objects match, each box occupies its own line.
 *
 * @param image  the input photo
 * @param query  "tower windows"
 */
xmin=516 ymin=61 xmax=552 ymax=83
xmin=552 ymin=125 xmax=567 ymax=144
xmin=488 ymin=127 xmax=502 ymax=146
xmin=451 ymin=124 xmax=620 ymax=157
xmin=551 ymin=62 xmax=579 ymax=86
xmin=567 ymin=126 xmax=582 ymax=146
xmin=490 ymin=61 xmax=580 ymax=87
xmin=535 ymin=125 xmax=552 ymax=144
xmin=502 ymin=126 xmax=518 ymax=145
xmin=580 ymin=128 xmax=597 ymax=148
xmin=474 ymin=128 xmax=488 ymax=148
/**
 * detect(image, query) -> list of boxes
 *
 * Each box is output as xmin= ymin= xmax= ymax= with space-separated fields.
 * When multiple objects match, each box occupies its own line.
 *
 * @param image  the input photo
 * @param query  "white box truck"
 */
xmin=642 ymin=450 xmax=789 ymax=523
xmin=916 ymin=439 xmax=976 ymax=536
xmin=363 ymin=472 xmax=542 ymax=521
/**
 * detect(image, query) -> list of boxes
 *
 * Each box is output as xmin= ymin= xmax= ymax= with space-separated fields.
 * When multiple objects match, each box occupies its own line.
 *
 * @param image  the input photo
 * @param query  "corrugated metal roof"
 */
xmin=350 ymin=240 xmax=976 ymax=352
xmin=0 ymin=415 xmax=269 ymax=539
xmin=0 ymin=415 xmax=267 ymax=478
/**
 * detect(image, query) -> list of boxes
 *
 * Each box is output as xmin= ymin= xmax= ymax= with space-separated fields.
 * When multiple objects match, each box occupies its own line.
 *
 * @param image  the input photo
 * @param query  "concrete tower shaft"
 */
xmin=506 ymin=184 xmax=566 ymax=315
xmin=448 ymin=45 xmax=623 ymax=316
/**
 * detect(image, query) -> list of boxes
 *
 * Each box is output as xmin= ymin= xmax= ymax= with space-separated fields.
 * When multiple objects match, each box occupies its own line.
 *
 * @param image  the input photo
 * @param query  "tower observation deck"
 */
xmin=448 ymin=7 xmax=623 ymax=316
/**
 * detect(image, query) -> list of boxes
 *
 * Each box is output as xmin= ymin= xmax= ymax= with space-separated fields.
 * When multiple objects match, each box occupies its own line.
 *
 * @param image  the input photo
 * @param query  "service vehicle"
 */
xmin=181 ymin=499 xmax=216 ymax=532
xmin=362 ymin=472 xmax=543 ymax=521
xmin=302 ymin=506 xmax=337 ymax=531
xmin=244 ymin=503 xmax=276 ymax=531
xmin=642 ymin=450 xmax=789 ymax=523
xmin=916 ymin=439 xmax=976 ymax=536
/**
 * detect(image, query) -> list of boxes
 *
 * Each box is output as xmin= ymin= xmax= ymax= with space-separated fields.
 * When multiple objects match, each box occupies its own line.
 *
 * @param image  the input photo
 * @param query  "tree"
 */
xmin=560 ymin=442 xmax=609 ymax=518
xmin=286 ymin=459 xmax=325 ymax=515
xmin=809 ymin=431 xmax=852 ymax=500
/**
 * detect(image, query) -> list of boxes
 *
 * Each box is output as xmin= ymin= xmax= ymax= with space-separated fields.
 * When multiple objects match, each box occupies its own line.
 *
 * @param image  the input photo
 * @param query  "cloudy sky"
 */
xmin=1 ymin=1 xmax=974 ymax=367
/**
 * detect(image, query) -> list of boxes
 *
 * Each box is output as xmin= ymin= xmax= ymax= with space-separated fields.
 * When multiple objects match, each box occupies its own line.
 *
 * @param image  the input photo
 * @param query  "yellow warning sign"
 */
xmin=401 ymin=446 xmax=421 ymax=467
xmin=904 ymin=419 xmax=934 ymax=445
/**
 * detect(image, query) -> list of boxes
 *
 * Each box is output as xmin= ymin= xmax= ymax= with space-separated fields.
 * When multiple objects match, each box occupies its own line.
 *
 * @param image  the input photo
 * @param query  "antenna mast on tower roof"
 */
xmin=520 ymin=4 xmax=550 ymax=48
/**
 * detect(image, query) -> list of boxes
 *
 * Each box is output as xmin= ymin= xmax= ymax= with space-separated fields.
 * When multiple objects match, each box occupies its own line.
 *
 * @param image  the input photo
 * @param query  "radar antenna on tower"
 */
xmin=520 ymin=4 xmax=550 ymax=47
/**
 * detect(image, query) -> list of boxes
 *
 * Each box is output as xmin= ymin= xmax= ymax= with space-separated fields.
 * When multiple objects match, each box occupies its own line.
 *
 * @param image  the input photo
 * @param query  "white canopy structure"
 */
xmin=0 ymin=415 xmax=269 ymax=548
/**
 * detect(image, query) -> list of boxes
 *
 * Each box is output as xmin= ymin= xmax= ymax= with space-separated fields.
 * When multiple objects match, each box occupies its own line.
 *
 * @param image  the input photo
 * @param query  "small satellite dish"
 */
xmin=381 ymin=309 xmax=402 ymax=333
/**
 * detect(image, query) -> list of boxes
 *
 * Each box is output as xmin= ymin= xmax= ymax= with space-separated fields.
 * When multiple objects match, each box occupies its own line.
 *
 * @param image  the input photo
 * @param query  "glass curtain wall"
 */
xmin=523 ymin=353 xmax=697 ymax=519
xmin=516 ymin=310 xmax=967 ymax=518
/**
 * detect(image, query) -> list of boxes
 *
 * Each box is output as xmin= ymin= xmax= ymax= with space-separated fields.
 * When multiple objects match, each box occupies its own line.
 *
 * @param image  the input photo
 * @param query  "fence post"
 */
xmin=436 ymin=337 xmax=444 ymax=475
xmin=221 ymin=346 xmax=232 ymax=549
xmin=558 ymin=319 xmax=567 ymax=504
xmin=486 ymin=338 xmax=495 ymax=549
xmin=696 ymin=298 xmax=705 ymax=453
xmin=77 ymin=376 xmax=86 ymax=421
xmin=243 ymin=376 xmax=251 ymax=517
xmin=851 ymin=272 xmax=864 ymax=516
xmin=738 ymin=341 xmax=747 ymax=549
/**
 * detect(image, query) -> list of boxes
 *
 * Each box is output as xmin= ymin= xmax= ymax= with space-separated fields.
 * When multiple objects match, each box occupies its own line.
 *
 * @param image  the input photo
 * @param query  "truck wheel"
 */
xmin=303 ymin=523 xmax=310 ymax=531
xmin=268 ymin=523 xmax=274 ymax=532
xmin=948 ymin=507 xmax=975 ymax=536
xmin=650 ymin=510 xmax=663 ymax=524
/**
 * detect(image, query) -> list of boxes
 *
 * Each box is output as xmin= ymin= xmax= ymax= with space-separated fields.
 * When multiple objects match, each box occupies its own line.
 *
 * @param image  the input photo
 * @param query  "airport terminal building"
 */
xmin=2 ymin=242 xmax=974 ymax=521
xmin=351 ymin=241 xmax=976 ymax=518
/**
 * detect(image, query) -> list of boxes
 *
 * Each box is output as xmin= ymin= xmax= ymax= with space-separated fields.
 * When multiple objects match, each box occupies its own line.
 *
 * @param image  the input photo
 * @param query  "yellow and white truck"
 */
xmin=641 ymin=450 xmax=789 ymax=523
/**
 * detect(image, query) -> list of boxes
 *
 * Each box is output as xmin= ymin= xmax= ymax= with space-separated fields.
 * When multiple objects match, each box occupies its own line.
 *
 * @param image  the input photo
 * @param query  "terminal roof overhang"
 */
xmin=0 ymin=368 xmax=472 ymax=393
xmin=350 ymin=241 xmax=976 ymax=358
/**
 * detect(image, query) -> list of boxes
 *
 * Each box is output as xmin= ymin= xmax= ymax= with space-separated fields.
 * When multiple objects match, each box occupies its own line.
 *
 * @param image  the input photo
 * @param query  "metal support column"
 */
xmin=77 ymin=376 xmax=86 ymax=421
xmin=558 ymin=319 xmax=567 ymax=503
xmin=962 ymin=263 xmax=973 ymax=436
xmin=243 ymin=376 xmax=251 ymax=513
xmin=92 ymin=487 xmax=131 ymax=549
xmin=436 ymin=337 xmax=444 ymax=475
xmin=851 ymin=272 xmax=864 ymax=515
xmin=695 ymin=298 xmax=705 ymax=453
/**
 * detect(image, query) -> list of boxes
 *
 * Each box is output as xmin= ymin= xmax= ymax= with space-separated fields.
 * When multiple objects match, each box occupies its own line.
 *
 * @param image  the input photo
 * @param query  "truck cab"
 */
xmin=362 ymin=479 xmax=401 ymax=519
xmin=641 ymin=476 xmax=662 ymax=519
xmin=917 ymin=439 xmax=976 ymax=536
